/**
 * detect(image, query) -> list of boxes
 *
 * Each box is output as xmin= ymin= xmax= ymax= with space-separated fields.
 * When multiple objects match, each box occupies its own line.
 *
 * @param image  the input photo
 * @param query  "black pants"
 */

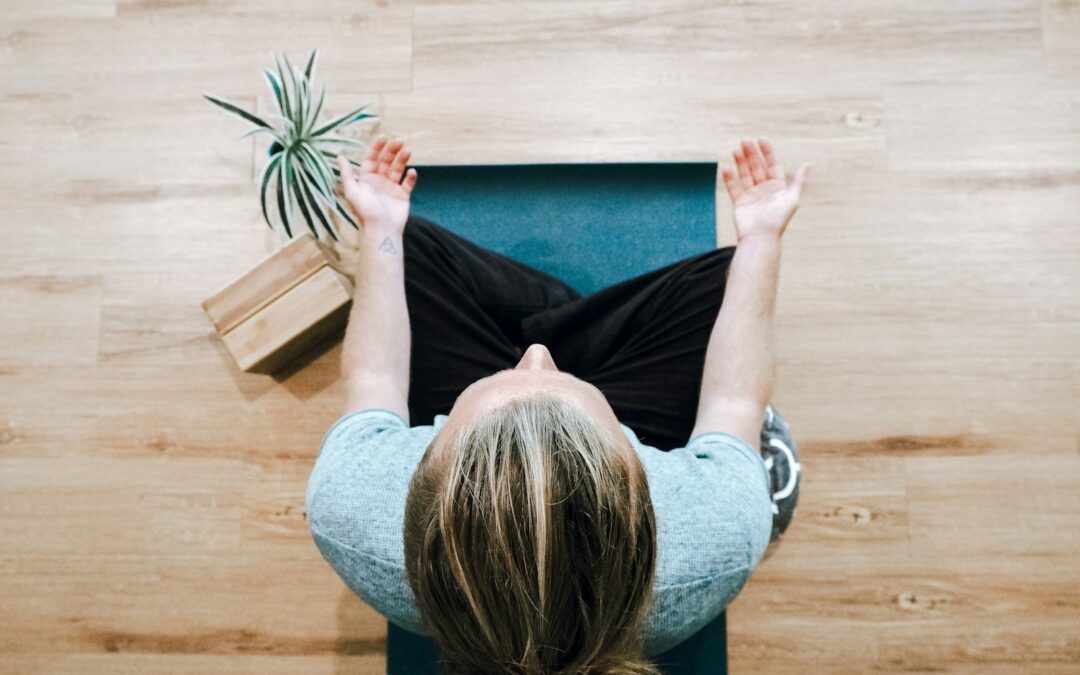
xmin=402 ymin=214 xmax=736 ymax=452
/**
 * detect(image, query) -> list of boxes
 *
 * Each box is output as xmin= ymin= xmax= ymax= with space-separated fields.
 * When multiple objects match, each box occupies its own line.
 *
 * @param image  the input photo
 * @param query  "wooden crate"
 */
xmin=202 ymin=233 xmax=353 ymax=373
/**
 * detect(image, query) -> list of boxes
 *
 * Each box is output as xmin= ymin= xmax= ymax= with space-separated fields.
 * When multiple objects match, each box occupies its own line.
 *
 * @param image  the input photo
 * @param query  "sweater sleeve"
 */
xmin=637 ymin=430 xmax=774 ymax=655
xmin=304 ymin=408 xmax=434 ymax=635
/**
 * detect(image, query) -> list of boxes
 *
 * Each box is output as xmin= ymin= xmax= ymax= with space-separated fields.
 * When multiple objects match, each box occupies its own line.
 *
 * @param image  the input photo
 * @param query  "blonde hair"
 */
xmin=403 ymin=393 xmax=659 ymax=674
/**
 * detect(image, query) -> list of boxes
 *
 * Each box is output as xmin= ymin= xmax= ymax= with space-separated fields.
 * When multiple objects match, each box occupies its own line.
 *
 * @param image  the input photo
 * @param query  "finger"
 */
xmin=792 ymin=163 xmax=811 ymax=194
xmin=336 ymin=155 xmax=363 ymax=212
xmin=388 ymin=147 xmax=411 ymax=183
xmin=360 ymin=134 xmax=388 ymax=173
xmin=721 ymin=166 xmax=743 ymax=201
xmin=759 ymin=138 xmax=785 ymax=181
xmin=733 ymin=147 xmax=754 ymax=190
xmin=742 ymin=139 xmax=767 ymax=184
xmin=401 ymin=167 xmax=418 ymax=194
xmin=337 ymin=154 xmax=355 ymax=191
xmin=377 ymin=138 xmax=404 ymax=177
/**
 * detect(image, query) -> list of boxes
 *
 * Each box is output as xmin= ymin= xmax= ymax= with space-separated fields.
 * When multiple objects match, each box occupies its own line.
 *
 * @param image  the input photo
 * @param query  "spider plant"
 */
xmin=204 ymin=49 xmax=374 ymax=241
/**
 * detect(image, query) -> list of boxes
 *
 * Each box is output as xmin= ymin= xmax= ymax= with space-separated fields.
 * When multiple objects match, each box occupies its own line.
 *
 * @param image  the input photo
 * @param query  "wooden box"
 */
xmin=202 ymin=233 xmax=353 ymax=373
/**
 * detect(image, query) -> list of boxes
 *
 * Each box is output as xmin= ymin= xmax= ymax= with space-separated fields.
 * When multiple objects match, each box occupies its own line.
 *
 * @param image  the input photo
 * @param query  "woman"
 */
xmin=306 ymin=134 xmax=807 ymax=673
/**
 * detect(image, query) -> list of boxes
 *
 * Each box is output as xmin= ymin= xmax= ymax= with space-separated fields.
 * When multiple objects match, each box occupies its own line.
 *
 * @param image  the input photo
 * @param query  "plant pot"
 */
xmin=202 ymin=233 xmax=353 ymax=373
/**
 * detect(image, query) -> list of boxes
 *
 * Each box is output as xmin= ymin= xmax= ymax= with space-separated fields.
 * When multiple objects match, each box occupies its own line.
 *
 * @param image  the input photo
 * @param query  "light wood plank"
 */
xmin=885 ymin=74 xmax=1080 ymax=169
xmin=0 ymin=10 xmax=412 ymax=99
xmin=0 ymin=275 xmax=103 ymax=365
xmin=0 ymin=654 xmax=386 ymax=675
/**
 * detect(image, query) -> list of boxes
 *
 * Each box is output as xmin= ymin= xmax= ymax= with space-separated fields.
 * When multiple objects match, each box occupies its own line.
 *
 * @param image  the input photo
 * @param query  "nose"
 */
xmin=516 ymin=343 xmax=558 ymax=371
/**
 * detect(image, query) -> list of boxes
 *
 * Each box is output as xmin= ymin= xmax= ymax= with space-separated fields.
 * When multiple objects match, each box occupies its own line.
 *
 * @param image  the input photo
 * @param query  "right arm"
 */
xmin=691 ymin=138 xmax=809 ymax=448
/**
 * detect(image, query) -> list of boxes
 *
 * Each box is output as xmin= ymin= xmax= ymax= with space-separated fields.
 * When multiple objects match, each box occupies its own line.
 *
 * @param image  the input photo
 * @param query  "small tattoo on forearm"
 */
xmin=378 ymin=235 xmax=397 ymax=254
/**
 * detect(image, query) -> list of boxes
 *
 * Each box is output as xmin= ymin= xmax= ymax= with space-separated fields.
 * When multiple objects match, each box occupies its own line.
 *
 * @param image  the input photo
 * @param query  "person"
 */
xmin=305 ymin=134 xmax=808 ymax=674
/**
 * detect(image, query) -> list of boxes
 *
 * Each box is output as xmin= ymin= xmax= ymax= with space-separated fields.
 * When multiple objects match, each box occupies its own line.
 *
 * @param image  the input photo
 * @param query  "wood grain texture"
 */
xmin=0 ymin=1 xmax=1076 ymax=673
xmin=202 ymin=233 xmax=334 ymax=334
xmin=220 ymin=264 xmax=353 ymax=372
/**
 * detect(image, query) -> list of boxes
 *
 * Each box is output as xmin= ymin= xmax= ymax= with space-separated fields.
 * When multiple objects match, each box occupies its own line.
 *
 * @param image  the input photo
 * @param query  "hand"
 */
xmin=336 ymin=134 xmax=419 ymax=236
xmin=722 ymin=138 xmax=809 ymax=243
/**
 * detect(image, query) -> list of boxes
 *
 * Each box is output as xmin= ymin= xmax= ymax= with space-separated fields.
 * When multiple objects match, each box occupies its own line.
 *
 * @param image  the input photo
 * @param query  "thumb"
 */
xmin=337 ymin=154 xmax=355 ymax=194
xmin=792 ymin=163 xmax=810 ymax=194
xmin=336 ymin=155 xmax=364 ymax=226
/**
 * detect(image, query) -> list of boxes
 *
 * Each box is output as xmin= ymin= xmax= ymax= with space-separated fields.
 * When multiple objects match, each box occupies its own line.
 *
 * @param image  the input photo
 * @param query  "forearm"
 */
xmin=340 ymin=229 xmax=411 ymax=406
xmin=696 ymin=235 xmax=782 ymax=424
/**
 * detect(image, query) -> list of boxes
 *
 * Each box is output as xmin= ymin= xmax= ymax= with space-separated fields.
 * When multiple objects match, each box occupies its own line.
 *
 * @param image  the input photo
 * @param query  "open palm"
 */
xmin=337 ymin=134 xmax=418 ymax=235
xmin=722 ymin=139 xmax=809 ymax=242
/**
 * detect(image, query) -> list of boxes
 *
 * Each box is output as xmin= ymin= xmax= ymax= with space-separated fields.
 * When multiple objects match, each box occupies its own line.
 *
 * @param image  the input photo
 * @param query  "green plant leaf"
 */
xmin=276 ymin=146 xmax=294 ymax=237
xmin=297 ymin=167 xmax=338 ymax=241
xmin=302 ymin=153 xmax=353 ymax=236
xmin=298 ymin=81 xmax=310 ymax=136
xmin=292 ymin=163 xmax=320 ymax=239
xmin=291 ymin=142 xmax=332 ymax=199
xmin=296 ymin=144 xmax=336 ymax=199
xmin=299 ymin=49 xmax=322 ymax=138
xmin=274 ymin=53 xmax=293 ymax=129
xmin=310 ymin=105 xmax=375 ymax=137
xmin=303 ymin=49 xmax=318 ymax=82
xmin=261 ymin=69 xmax=284 ymax=117
xmin=313 ymin=136 xmax=366 ymax=148
xmin=238 ymin=126 xmax=285 ymax=144
xmin=259 ymin=153 xmax=283 ymax=230
xmin=268 ymin=114 xmax=296 ymax=132
xmin=203 ymin=94 xmax=272 ymax=129
xmin=285 ymin=145 xmax=300 ymax=215
xmin=332 ymin=197 xmax=358 ymax=230
xmin=282 ymin=52 xmax=305 ymax=135
xmin=299 ymin=77 xmax=311 ymax=139
xmin=304 ymin=84 xmax=326 ymax=138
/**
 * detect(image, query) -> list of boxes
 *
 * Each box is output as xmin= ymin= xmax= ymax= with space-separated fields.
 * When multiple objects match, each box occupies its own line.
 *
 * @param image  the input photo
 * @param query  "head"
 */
xmin=404 ymin=344 xmax=659 ymax=674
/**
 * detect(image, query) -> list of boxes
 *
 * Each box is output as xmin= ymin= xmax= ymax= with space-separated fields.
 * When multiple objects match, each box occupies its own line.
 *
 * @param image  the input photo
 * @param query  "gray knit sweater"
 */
xmin=305 ymin=408 xmax=772 ymax=656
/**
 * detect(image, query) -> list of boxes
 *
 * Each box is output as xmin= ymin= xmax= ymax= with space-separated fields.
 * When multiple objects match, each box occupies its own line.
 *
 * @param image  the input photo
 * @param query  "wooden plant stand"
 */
xmin=202 ymin=233 xmax=353 ymax=373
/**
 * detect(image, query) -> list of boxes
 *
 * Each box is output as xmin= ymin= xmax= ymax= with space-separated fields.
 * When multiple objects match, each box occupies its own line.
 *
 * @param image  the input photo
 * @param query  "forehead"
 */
xmin=461 ymin=368 xmax=598 ymax=404
xmin=431 ymin=369 xmax=634 ymax=459
xmin=444 ymin=370 xmax=612 ymax=443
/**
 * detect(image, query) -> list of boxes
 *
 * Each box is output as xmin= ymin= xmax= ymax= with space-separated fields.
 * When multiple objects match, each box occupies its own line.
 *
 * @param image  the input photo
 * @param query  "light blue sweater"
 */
xmin=305 ymin=408 xmax=773 ymax=656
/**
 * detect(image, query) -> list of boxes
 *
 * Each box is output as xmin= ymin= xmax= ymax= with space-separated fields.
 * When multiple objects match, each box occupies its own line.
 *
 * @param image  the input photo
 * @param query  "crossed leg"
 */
xmin=401 ymin=214 xmax=734 ymax=453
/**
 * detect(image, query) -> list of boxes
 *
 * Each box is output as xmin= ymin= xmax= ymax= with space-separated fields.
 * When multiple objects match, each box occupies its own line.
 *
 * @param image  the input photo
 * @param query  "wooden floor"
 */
xmin=1 ymin=1 xmax=1077 ymax=673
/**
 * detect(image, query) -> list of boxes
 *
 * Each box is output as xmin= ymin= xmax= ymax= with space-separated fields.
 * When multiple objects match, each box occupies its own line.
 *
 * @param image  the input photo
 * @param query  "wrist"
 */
xmin=359 ymin=227 xmax=404 ymax=257
xmin=361 ymin=224 xmax=403 ymax=244
xmin=348 ymin=227 xmax=405 ymax=280
xmin=737 ymin=232 xmax=782 ymax=253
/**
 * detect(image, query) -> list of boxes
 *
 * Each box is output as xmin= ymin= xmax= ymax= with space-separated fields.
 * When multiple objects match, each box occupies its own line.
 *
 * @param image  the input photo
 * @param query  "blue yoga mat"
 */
xmin=388 ymin=161 xmax=727 ymax=675
xmin=408 ymin=162 xmax=719 ymax=296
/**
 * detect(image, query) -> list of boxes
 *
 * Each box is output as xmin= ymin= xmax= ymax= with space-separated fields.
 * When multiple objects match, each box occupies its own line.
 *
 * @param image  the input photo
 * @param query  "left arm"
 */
xmin=336 ymin=134 xmax=419 ymax=422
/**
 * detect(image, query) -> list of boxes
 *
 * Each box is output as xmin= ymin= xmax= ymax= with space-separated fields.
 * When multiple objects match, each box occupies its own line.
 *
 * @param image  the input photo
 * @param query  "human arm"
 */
xmin=634 ymin=435 xmax=773 ymax=655
xmin=335 ymin=134 xmax=419 ymax=422
xmin=690 ymin=139 xmax=809 ymax=448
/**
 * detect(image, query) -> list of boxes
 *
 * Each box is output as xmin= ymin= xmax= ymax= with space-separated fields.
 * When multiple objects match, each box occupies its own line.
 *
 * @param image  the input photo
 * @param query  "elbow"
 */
xmin=692 ymin=396 xmax=767 ymax=449
xmin=710 ymin=386 xmax=771 ymax=414
xmin=746 ymin=485 xmax=773 ymax=569
xmin=714 ymin=394 xmax=768 ymax=417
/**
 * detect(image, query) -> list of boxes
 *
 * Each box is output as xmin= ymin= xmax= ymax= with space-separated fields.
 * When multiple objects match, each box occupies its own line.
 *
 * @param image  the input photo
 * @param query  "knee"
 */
xmin=402 ymin=214 xmax=438 ymax=255
xmin=406 ymin=213 xmax=431 ymax=227
xmin=687 ymin=246 xmax=735 ymax=281
xmin=405 ymin=213 xmax=444 ymax=236
xmin=673 ymin=247 xmax=734 ymax=305
xmin=707 ymin=246 xmax=735 ymax=283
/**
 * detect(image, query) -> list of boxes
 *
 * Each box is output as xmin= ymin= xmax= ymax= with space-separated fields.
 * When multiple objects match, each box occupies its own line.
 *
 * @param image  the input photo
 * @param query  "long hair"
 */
xmin=403 ymin=393 xmax=659 ymax=674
